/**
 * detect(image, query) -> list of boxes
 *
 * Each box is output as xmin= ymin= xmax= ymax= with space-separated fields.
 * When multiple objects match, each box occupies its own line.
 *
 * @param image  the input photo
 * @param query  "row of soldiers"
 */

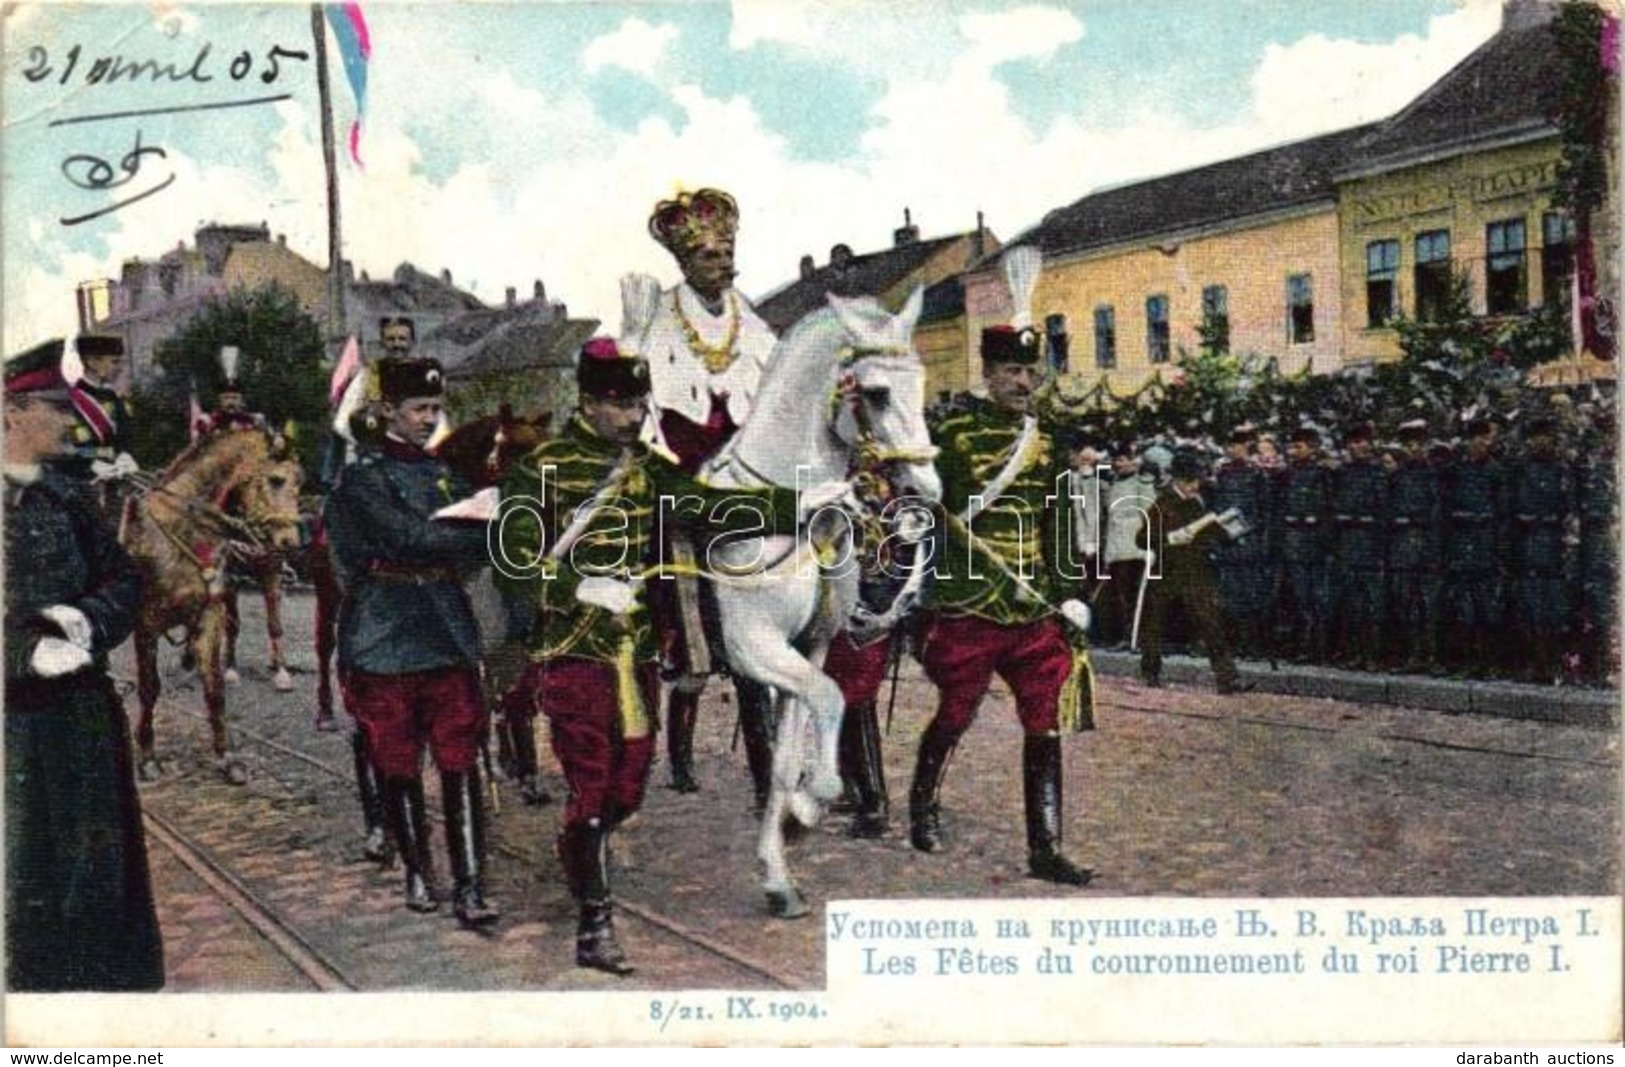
xmin=1064 ymin=413 xmax=1618 ymax=685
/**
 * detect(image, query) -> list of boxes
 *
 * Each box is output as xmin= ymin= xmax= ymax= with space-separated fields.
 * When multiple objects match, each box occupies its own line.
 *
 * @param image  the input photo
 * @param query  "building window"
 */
xmin=1485 ymin=218 xmax=1527 ymax=315
xmin=1287 ymin=273 xmax=1314 ymax=344
xmin=1200 ymin=285 xmax=1229 ymax=355
xmin=1045 ymin=312 xmax=1069 ymax=372
xmin=1093 ymin=305 xmax=1116 ymax=370
xmin=1542 ymin=211 xmax=1576 ymax=308
xmin=1145 ymin=295 xmax=1170 ymax=363
xmin=1365 ymin=240 xmax=1399 ymax=327
xmin=1414 ymin=229 xmax=1452 ymax=322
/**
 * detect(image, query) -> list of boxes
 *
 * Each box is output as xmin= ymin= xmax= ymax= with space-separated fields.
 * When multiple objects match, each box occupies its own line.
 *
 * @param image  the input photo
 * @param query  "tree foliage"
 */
xmin=128 ymin=284 xmax=329 ymax=481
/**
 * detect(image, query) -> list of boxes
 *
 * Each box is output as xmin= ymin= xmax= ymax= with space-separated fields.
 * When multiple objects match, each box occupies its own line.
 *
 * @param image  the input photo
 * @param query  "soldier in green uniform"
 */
xmin=497 ymin=338 xmax=660 ymax=975
xmin=910 ymin=324 xmax=1094 ymax=886
xmin=4 ymin=339 xmax=163 ymax=991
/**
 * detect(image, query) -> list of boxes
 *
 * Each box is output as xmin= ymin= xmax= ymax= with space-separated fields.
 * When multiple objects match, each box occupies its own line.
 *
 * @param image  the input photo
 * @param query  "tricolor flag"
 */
xmin=329 ymin=334 xmax=362 ymax=407
xmin=325 ymin=3 xmax=372 ymax=167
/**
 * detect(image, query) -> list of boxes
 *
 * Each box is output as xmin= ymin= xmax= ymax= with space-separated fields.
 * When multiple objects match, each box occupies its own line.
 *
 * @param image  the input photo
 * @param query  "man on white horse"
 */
xmin=640 ymin=186 xmax=779 ymax=803
xmin=910 ymin=322 xmax=1095 ymax=887
xmin=496 ymin=337 xmax=660 ymax=976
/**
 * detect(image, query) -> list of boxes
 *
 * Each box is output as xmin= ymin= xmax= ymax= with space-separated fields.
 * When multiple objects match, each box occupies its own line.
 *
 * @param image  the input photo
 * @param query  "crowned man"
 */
xmin=638 ymin=187 xmax=780 ymax=803
xmin=909 ymin=247 xmax=1095 ymax=886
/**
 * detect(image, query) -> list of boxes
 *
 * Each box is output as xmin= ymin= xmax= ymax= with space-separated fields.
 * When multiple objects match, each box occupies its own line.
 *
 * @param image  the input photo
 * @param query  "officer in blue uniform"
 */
xmin=1275 ymin=427 xmax=1332 ymax=663
xmin=324 ymin=356 xmax=500 ymax=928
xmin=1507 ymin=417 xmax=1575 ymax=683
xmin=1209 ymin=425 xmax=1271 ymax=658
xmin=1386 ymin=419 xmax=1443 ymax=672
xmin=1330 ymin=422 xmax=1388 ymax=669
xmin=1439 ymin=418 xmax=1508 ymax=676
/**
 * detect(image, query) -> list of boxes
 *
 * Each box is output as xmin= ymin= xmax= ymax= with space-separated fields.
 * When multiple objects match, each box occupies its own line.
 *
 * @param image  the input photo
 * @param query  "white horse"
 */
xmin=699 ymin=288 xmax=940 ymax=918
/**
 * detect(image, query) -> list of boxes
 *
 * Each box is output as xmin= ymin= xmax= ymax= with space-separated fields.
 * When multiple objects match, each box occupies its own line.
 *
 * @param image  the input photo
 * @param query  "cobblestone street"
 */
xmin=108 ymin=591 xmax=1620 ymax=998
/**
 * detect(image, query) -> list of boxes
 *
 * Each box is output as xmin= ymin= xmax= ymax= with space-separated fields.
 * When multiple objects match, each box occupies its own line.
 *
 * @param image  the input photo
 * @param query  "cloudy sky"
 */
xmin=3 ymin=0 xmax=1504 ymax=354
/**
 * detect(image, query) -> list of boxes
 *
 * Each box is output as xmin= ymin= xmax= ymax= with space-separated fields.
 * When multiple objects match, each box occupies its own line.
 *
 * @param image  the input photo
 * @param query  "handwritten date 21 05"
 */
xmin=23 ymin=42 xmax=309 ymax=87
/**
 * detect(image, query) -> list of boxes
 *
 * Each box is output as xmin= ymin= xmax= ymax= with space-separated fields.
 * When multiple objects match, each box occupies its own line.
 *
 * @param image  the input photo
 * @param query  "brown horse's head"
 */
xmin=433 ymin=404 xmax=552 ymax=487
xmin=193 ymin=429 xmax=306 ymax=554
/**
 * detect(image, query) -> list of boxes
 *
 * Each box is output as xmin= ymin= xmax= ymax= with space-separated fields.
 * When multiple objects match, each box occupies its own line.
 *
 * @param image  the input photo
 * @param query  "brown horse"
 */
xmin=123 ymin=429 xmax=305 ymax=783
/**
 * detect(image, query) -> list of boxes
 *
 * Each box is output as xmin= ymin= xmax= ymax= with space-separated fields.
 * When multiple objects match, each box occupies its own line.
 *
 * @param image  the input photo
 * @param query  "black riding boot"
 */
xmin=908 ymin=720 xmax=957 ymax=853
xmin=842 ymin=701 xmax=889 ymax=838
xmin=383 ymin=776 xmax=439 ymax=912
xmin=559 ymin=819 xmax=633 ymax=975
xmin=441 ymin=769 xmax=500 ymax=929
xmin=735 ymin=677 xmax=777 ymax=813
xmin=351 ymin=730 xmax=392 ymax=865
xmin=665 ymin=688 xmax=701 ymax=793
xmin=1022 ymin=734 xmax=1093 ymax=886
xmin=506 ymin=713 xmax=551 ymax=806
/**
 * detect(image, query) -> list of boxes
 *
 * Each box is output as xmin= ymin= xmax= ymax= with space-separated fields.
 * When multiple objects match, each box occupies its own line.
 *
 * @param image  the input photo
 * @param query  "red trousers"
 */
xmin=918 ymin=613 xmax=1070 ymax=739
xmin=514 ymin=657 xmax=659 ymax=827
xmin=823 ymin=631 xmax=895 ymax=708
xmin=342 ymin=666 xmax=486 ymax=777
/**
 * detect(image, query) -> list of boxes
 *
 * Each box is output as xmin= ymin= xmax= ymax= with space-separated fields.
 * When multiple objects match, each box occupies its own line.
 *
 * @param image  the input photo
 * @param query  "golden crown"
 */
xmin=648 ymin=187 xmax=739 ymax=258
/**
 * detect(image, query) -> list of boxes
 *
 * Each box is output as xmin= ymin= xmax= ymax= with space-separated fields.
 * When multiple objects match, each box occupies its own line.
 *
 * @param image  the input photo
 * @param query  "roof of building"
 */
xmin=433 ymin=305 xmax=600 ymax=380
xmin=1007 ymin=123 xmax=1378 ymax=261
xmin=1343 ymin=15 xmax=1562 ymax=176
xmin=755 ymin=232 xmax=979 ymax=333
xmin=350 ymin=263 xmax=485 ymax=315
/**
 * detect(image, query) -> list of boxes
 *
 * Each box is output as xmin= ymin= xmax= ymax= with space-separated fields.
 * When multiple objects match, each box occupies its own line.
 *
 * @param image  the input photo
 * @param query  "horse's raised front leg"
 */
xmin=726 ymin=635 xmax=844 ymax=919
xmin=133 ymin=623 xmax=163 ymax=781
xmin=197 ymin=601 xmax=247 ymax=785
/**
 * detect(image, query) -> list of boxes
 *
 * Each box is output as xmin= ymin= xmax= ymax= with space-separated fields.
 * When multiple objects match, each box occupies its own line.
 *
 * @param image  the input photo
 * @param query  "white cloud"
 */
xmin=582 ymin=17 xmax=679 ymax=77
xmin=959 ymin=5 xmax=1085 ymax=67
xmin=1248 ymin=1 xmax=1503 ymax=143
xmin=729 ymin=0 xmax=816 ymax=50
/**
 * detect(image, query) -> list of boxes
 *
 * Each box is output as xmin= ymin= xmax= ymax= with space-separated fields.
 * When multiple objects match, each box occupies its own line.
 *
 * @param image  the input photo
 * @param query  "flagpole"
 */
xmin=311 ymin=5 xmax=347 ymax=353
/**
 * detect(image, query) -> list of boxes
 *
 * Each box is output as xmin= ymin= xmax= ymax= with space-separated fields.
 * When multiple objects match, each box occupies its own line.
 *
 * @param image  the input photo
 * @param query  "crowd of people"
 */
xmin=1050 ymin=402 xmax=1617 ymax=687
xmin=5 ymin=183 xmax=1617 ymax=992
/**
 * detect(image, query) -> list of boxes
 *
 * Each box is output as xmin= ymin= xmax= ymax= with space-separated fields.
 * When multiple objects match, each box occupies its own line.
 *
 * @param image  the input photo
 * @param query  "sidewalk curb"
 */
xmin=1088 ymin=650 xmax=1619 ymax=729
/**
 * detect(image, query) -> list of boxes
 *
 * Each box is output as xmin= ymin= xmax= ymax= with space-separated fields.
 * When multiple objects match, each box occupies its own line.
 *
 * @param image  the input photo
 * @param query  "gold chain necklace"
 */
xmin=676 ymin=289 xmax=741 ymax=374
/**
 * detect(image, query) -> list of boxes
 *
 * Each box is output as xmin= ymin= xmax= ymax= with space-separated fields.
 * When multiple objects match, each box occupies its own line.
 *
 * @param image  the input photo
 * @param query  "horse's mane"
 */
xmin=157 ymin=428 xmax=277 ymax=484
xmin=724 ymin=296 xmax=907 ymax=488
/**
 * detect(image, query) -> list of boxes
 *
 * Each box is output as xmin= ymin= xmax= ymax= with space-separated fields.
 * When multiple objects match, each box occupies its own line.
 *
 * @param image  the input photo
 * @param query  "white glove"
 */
xmin=1060 ymin=598 xmax=1091 ymax=634
xmin=40 ymin=605 xmax=93 ymax=650
xmin=90 ymin=459 xmax=119 ymax=482
xmin=799 ymin=480 xmax=855 ymax=521
xmin=31 ymin=637 xmax=92 ymax=678
xmin=113 ymin=452 xmax=139 ymax=477
xmin=576 ymin=576 xmax=637 ymax=615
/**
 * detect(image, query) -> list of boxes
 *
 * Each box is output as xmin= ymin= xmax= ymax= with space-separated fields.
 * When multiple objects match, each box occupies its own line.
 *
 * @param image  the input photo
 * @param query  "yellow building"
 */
xmin=961 ymin=125 xmax=1369 ymax=394
xmin=1336 ymin=10 xmax=1567 ymax=365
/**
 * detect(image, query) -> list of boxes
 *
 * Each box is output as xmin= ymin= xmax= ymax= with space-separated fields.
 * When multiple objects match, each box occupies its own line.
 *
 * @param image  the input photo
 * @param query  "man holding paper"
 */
xmin=1138 ymin=448 xmax=1253 ymax=695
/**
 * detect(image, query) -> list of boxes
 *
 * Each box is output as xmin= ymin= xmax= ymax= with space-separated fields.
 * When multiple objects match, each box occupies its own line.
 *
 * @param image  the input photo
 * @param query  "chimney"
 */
xmin=533 ymin=279 xmax=546 ymax=302
xmin=893 ymin=206 xmax=919 ymax=247
xmin=830 ymin=243 xmax=853 ymax=269
xmin=342 ymin=259 xmax=355 ymax=283
xmin=360 ymin=269 xmax=370 ymax=282
xmin=506 ymin=286 xmax=517 ymax=308
xmin=799 ymin=255 xmax=816 ymax=281
xmin=277 ymin=233 xmax=286 ymax=246
xmin=441 ymin=268 xmax=453 ymax=284
xmin=973 ymin=211 xmax=986 ymax=261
